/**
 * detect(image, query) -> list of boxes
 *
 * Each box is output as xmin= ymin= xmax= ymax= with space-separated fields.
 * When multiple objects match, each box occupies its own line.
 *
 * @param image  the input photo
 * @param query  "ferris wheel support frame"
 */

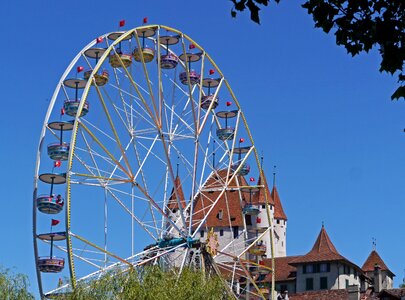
xmin=33 ymin=24 xmax=276 ymax=300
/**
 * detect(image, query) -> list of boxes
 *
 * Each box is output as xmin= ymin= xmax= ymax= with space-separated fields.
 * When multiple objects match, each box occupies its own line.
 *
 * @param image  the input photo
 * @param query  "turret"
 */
xmin=271 ymin=169 xmax=287 ymax=257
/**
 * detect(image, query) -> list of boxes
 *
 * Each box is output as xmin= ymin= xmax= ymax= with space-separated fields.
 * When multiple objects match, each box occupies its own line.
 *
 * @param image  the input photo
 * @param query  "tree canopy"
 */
xmin=0 ymin=266 xmax=34 ymax=300
xmin=56 ymin=267 xmax=231 ymax=300
xmin=230 ymin=0 xmax=405 ymax=100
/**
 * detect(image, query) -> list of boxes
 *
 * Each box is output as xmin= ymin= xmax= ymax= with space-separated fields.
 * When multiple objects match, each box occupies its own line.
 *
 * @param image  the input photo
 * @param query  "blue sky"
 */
xmin=0 ymin=0 xmax=404 ymax=297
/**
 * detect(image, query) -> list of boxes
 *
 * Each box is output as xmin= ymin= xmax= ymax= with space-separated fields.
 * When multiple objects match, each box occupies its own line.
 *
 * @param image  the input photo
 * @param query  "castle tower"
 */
xmin=166 ymin=175 xmax=187 ymax=238
xmin=254 ymin=173 xmax=275 ymax=259
xmin=362 ymin=249 xmax=395 ymax=291
xmin=271 ymin=172 xmax=287 ymax=257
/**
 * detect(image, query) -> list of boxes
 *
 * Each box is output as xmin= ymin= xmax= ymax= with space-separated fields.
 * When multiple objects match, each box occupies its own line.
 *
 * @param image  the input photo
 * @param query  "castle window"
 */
xmin=320 ymin=263 xmax=330 ymax=273
xmin=262 ymin=204 xmax=265 ymax=209
xmin=305 ymin=278 xmax=314 ymax=291
xmin=233 ymin=226 xmax=239 ymax=238
xmin=200 ymin=230 xmax=204 ymax=238
xmin=277 ymin=220 xmax=280 ymax=224
xmin=217 ymin=210 xmax=223 ymax=220
xmin=345 ymin=279 xmax=349 ymax=288
xmin=245 ymin=215 xmax=252 ymax=226
xmin=320 ymin=277 xmax=328 ymax=289
xmin=220 ymin=229 xmax=224 ymax=236
xmin=304 ymin=264 xmax=314 ymax=274
xmin=280 ymin=284 xmax=287 ymax=293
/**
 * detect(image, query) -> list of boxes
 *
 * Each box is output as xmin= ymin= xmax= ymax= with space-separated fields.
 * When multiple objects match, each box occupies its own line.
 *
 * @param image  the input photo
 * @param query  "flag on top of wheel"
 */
xmin=189 ymin=44 xmax=195 ymax=49
xmin=143 ymin=17 xmax=148 ymax=24
xmin=54 ymin=160 xmax=61 ymax=168
xmin=119 ymin=20 xmax=125 ymax=27
xmin=51 ymin=219 xmax=60 ymax=226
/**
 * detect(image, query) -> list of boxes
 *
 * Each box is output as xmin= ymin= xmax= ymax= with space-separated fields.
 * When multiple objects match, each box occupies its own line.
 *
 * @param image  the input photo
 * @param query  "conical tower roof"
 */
xmin=167 ymin=175 xmax=186 ymax=210
xmin=362 ymin=250 xmax=394 ymax=276
xmin=290 ymin=225 xmax=350 ymax=264
xmin=272 ymin=185 xmax=287 ymax=220
xmin=254 ymin=173 xmax=274 ymax=205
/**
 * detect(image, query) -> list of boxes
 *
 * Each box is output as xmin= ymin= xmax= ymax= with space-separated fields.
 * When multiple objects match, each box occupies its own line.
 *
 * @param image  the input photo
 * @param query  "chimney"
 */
xmin=373 ymin=264 xmax=382 ymax=293
xmin=347 ymin=285 xmax=360 ymax=300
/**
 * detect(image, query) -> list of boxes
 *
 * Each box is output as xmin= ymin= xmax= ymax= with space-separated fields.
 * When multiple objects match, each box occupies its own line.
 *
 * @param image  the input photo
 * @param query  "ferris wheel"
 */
xmin=33 ymin=23 xmax=276 ymax=299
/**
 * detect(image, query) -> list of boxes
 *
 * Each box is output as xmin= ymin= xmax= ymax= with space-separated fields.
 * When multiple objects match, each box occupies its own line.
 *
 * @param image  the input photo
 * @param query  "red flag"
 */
xmin=54 ymin=160 xmax=61 ymax=168
xmin=96 ymin=37 xmax=103 ymax=43
xmin=209 ymin=69 xmax=215 ymax=75
xmin=51 ymin=219 xmax=60 ymax=226
xmin=250 ymin=177 xmax=255 ymax=182
xmin=226 ymin=101 xmax=232 ymax=107
xmin=239 ymin=138 xmax=244 ymax=143
xmin=256 ymin=217 xmax=261 ymax=224
xmin=77 ymin=66 xmax=84 ymax=73
xmin=143 ymin=17 xmax=148 ymax=24
xmin=189 ymin=44 xmax=195 ymax=50
xmin=119 ymin=20 xmax=125 ymax=27
xmin=60 ymin=107 xmax=65 ymax=116
xmin=259 ymin=260 xmax=265 ymax=265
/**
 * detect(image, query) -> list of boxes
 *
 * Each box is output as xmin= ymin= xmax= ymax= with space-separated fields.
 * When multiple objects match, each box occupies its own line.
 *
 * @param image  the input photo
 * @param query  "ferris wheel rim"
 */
xmin=33 ymin=24 xmax=275 ymax=300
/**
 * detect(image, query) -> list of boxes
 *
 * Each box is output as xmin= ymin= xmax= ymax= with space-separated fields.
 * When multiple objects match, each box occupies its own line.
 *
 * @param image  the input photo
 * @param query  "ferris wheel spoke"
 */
xmin=70 ymin=232 xmax=133 ymax=267
xmin=157 ymin=136 xmax=188 ymax=231
xmin=105 ymin=187 xmax=157 ymax=240
xmin=197 ymin=78 xmax=224 ymax=135
xmin=112 ymin=48 xmax=159 ymax=127
xmin=94 ymin=85 xmax=134 ymax=177
xmin=133 ymin=32 xmax=159 ymax=126
xmin=78 ymin=122 xmax=131 ymax=178
xmin=49 ymin=241 xmax=104 ymax=270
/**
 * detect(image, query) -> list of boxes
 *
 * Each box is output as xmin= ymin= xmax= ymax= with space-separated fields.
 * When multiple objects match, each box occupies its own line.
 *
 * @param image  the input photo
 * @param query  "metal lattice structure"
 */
xmin=33 ymin=24 xmax=275 ymax=299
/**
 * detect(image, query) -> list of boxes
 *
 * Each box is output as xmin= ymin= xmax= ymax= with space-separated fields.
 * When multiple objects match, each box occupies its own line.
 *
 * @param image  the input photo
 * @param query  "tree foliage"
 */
xmin=58 ymin=267 xmax=231 ymax=300
xmin=229 ymin=0 xmax=405 ymax=100
xmin=0 ymin=266 xmax=34 ymax=300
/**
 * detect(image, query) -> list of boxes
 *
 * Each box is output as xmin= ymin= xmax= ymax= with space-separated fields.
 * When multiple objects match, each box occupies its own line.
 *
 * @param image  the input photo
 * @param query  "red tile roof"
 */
xmin=192 ymin=169 xmax=246 ymax=228
xmin=167 ymin=175 xmax=186 ymax=210
xmin=362 ymin=250 xmax=394 ymax=276
xmin=378 ymin=288 xmax=405 ymax=299
xmin=253 ymin=174 xmax=274 ymax=205
xmin=262 ymin=256 xmax=300 ymax=282
xmin=289 ymin=226 xmax=357 ymax=266
xmin=289 ymin=289 xmax=349 ymax=300
xmin=272 ymin=186 xmax=287 ymax=220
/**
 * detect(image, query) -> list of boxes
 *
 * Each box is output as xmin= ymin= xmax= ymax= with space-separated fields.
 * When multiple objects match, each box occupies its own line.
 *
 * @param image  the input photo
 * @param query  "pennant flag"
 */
xmin=226 ymin=101 xmax=232 ymax=106
xmin=209 ymin=69 xmax=215 ymax=75
xmin=189 ymin=44 xmax=195 ymax=49
xmin=60 ymin=107 xmax=65 ymax=116
xmin=143 ymin=17 xmax=148 ymax=24
xmin=250 ymin=177 xmax=255 ymax=182
xmin=259 ymin=260 xmax=265 ymax=265
xmin=77 ymin=66 xmax=84 ymax=73
xmin=256 ymin=217 xmax=261 ymax=224
xmin=119 ymin=20 xmax=125 ymax=27
xmin=54 ymin=160 xmax=61 ymax=168
xmin=51 ymin=219 xmax=60 ymax=226
xmin=239 ymin=138 xmax=244 ymax=143
xmin=96 ymin=37 xmax=103 ymax=43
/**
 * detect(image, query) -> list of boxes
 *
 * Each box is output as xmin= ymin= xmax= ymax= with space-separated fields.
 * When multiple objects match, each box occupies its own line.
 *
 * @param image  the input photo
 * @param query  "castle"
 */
xmin=165 ymin=169 xmax=400 ymax=299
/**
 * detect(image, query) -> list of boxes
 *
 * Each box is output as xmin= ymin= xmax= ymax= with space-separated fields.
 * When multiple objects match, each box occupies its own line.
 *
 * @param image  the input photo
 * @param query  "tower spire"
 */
xmin=176 ymin=156 xmax=179 ymax=177
xmin=273 ymin=165 xmax=276 ymax=187
xmin=372 ymin=237 xmax=377 ymax=250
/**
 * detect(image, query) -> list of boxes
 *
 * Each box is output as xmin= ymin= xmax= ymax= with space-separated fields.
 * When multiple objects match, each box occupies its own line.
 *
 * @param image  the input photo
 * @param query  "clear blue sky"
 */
xmin=0 ymin=0 xmax=403 ymax=297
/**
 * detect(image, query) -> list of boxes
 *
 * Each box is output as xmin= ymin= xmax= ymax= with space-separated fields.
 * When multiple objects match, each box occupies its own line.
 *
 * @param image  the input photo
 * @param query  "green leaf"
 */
xmin=391 ymin=86 xmax=405 ymax=100
xmin=247 ymin=0 xmax=261 ymax=24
